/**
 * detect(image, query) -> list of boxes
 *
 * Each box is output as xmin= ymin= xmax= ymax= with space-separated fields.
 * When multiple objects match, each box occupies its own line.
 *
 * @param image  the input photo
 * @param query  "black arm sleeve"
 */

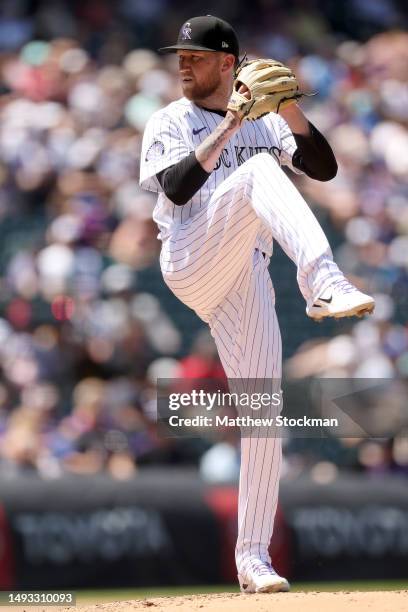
xmin=156 ymin=151 xmax=210 ymax=206
xmin=292 ymin=122 xmax=338 ymax=181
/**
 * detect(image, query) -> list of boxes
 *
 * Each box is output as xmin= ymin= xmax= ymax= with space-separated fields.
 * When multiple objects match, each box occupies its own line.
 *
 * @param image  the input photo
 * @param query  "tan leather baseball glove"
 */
xmin=228 ymin=58 xmax=302 ymax=121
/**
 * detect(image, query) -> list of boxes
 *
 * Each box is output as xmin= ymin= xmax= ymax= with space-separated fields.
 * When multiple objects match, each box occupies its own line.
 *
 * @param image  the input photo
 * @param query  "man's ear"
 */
xmin=221 ymin=53 xmax=236 ymax=72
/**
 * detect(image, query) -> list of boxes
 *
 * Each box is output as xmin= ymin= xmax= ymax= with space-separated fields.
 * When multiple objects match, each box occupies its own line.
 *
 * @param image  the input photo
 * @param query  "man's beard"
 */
xmin=182 ymin=72 xmax=222 ymax=101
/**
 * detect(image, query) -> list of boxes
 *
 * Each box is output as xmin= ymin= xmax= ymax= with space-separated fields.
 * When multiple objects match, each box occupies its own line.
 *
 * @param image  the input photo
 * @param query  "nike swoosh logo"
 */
xmin=192 ymin=127 xmax=207 ymax=135
xmin=318 ymin=295 xmax=333 ymax=303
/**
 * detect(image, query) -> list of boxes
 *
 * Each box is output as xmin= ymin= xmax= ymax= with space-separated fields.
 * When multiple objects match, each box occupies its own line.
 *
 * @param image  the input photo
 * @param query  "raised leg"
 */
xmin=160 ymin=153 xmax=344 ymax=321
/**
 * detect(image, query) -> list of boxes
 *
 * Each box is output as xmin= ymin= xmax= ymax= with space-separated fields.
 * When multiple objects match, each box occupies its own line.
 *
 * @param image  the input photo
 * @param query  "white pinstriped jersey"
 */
xmin=140 ymin=97 xmax=301 ymax=247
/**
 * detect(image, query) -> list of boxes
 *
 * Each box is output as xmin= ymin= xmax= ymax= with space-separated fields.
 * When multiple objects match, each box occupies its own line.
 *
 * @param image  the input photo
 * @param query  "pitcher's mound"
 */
xmin=62 ymin=590 xmax=408 ymax=612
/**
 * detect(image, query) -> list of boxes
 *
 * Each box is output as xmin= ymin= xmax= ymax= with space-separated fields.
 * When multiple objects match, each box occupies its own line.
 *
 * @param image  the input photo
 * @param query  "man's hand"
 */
xmin=227 ymin=84 xmax=251 ymax=126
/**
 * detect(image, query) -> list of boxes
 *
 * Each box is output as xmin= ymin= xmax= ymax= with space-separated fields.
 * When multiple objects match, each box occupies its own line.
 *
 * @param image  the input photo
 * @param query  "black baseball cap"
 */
xmin=158 ymin=15 xmax=239 ymax=58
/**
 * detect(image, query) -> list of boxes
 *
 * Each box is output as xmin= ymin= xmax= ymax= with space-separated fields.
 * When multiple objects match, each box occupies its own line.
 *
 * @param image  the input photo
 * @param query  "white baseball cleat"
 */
xmin=306 ymin=279 xmax=375 ymax=322
xmin=238 ymin=561 xmax=290 ymax=594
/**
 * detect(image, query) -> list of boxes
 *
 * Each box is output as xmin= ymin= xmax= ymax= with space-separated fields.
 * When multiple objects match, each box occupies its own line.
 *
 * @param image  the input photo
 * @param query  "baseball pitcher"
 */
xmin=139 ymin=15 xmax=375 ymax=593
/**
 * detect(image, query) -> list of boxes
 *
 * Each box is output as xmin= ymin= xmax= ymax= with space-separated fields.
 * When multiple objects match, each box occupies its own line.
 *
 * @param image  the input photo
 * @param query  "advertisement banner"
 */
xmin=0 ymin=470 xmax=407 ymax=587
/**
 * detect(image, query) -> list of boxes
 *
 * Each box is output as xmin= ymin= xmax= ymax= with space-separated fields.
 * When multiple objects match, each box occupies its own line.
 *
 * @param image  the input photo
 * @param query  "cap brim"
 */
xmin=158 ymin=44 xmax=219 ymax=54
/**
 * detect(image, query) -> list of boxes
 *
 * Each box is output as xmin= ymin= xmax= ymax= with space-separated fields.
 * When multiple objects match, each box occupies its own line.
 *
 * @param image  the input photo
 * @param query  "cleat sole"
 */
xmin=256 ymin=579 xmax=290 ymax=593
xmin=310 ymin=301 xmax=375 ymax=322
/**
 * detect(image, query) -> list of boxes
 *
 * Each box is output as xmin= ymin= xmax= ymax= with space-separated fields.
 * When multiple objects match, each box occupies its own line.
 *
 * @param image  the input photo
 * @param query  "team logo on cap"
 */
xmin=181 ymin=22 xmax=192 ymax=40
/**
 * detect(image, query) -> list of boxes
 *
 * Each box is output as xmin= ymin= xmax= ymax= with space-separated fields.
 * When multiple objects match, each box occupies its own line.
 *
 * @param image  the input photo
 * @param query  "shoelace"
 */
xmin=332 ymin=278 xmax=358 ymax=295
xmin=317 ymin=278 xmax=357 ymax=301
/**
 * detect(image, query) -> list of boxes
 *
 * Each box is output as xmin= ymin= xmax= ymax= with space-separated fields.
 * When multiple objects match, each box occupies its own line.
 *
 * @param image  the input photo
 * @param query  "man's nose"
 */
xmin=179 ymin=56 xmax=191 ymax=70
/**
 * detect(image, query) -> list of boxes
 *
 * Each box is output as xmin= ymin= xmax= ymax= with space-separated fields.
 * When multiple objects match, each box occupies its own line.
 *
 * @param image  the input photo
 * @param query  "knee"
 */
xmin=257 ymin=152 xmax=278 ymax=163
xmin=246 ymin=152 xmax=280 ymax=172
xmin=232 ymin=153 xmax=281 ymax=200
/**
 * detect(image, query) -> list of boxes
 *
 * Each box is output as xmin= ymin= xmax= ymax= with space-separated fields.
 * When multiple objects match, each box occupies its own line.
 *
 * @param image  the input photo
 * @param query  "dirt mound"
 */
xmin=47 ymin=590 xmax=408 ymax=612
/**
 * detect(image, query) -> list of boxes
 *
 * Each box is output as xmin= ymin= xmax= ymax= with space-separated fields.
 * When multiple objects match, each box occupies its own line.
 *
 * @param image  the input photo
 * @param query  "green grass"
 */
xmin=75 ymin=580 xmax=408 ymax=604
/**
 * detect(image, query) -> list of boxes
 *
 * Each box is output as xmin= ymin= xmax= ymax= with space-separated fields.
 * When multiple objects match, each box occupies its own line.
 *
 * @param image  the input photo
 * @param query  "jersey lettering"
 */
xmin=215 ymin=148 xmax=232 ymax=170
xmin=139 ymin=98 xmax=300 ymax=239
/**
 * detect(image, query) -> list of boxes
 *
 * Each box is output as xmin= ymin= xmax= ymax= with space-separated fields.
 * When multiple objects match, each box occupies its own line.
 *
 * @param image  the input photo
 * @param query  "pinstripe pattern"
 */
xmin=210 ymin=251 xmax=283 ymax=573
xmin=140 ymin=98 xmax=345 ymax=581
xmin=140 ymin=98 xmax=300 ymax=241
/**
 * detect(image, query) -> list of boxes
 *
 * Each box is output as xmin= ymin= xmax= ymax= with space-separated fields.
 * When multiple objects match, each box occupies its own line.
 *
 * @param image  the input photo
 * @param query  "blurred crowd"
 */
xmin=0 ymin=0 xmax=407 ymax=480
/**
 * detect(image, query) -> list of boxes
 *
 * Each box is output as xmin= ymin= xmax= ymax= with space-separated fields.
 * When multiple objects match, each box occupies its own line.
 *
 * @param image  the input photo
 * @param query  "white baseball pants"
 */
xmin=160 ymin=153 xmax=343 ymax=573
